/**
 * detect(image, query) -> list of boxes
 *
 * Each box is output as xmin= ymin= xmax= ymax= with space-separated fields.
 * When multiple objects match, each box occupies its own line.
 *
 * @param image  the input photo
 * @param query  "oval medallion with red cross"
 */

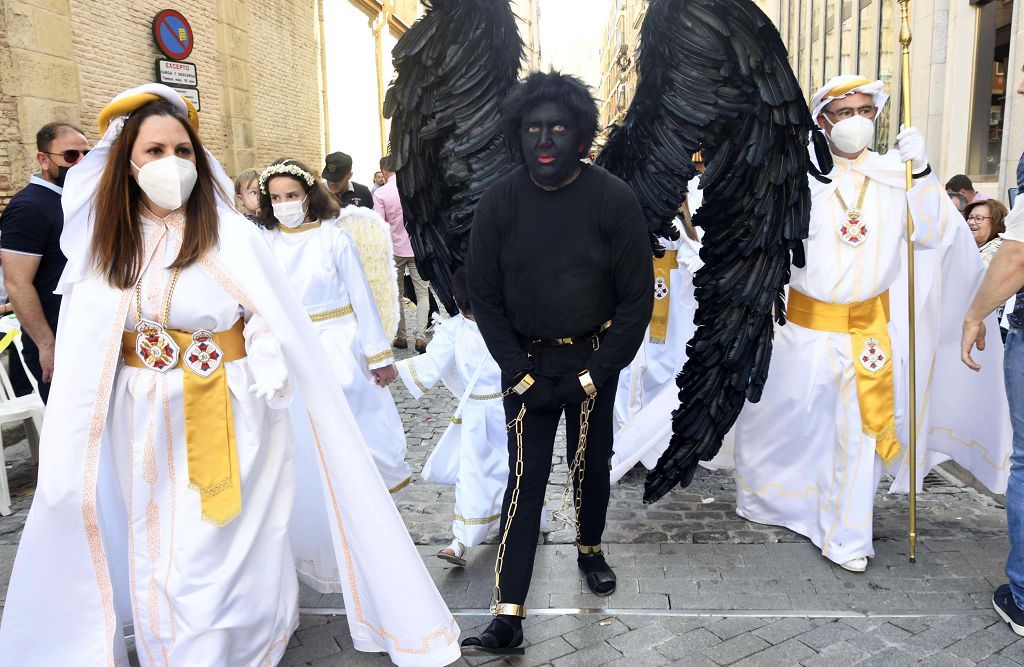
xmin=184 ymin=330 xmax=223 ymax=378
xmin=654 ymin=276 xmax=669 ymax=301
xmin=859 ymin=337 xmax=888 ymax=373
xmin=839 ymin=208 xmax=868 ymax=247
xmin=135 ymin=320 xmax=180 ymax=373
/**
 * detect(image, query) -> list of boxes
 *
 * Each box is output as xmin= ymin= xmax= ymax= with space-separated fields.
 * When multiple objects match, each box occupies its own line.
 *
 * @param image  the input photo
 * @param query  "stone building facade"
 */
xmin=598 ymin=0 xmax=1021 ymax=199
xmin=0 ymin=0 xmax=338 ymax=209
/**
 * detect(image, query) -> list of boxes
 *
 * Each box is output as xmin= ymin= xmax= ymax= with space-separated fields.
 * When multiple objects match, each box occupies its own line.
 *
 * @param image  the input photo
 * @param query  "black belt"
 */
xmin=529 ymin=321 xmax=612 ymax=348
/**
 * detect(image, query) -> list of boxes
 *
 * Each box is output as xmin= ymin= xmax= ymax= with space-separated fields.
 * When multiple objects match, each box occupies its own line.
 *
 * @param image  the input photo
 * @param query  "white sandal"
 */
xmin=436 ymin=539 xmax=467 ymax=567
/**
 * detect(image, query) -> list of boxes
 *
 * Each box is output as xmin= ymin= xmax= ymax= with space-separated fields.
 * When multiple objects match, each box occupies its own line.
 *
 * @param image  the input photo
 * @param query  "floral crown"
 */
xmin=259 ymin=163 xmax=315 ymax=194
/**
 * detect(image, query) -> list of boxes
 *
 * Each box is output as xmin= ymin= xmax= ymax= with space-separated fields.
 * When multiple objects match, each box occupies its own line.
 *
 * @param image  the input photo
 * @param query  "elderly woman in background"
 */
xmin=966 ymin=200 xmax=1011 ymax=267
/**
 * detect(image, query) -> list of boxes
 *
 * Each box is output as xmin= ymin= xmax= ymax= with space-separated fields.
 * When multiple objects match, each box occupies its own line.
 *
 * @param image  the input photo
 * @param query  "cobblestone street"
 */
xmin=1 ymin=344 xmax=1022 ymax=665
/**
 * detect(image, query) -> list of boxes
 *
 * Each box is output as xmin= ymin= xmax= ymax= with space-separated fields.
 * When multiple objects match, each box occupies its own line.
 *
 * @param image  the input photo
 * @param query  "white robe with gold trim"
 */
xmin=0 ymin=127 xmax=460 ymax=664
xmin=262 ymin=220 xmax=413 ymax=595
xmin=732 ymin=150 xmax=1011 ymax=565
xmin=396 ymin=315 xmax=508 ymax=547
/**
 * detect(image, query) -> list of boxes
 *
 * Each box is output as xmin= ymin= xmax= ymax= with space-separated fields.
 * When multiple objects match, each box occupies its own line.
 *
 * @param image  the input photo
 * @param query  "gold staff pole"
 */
xmin=897 ymin=0 xmax=918 ymax=564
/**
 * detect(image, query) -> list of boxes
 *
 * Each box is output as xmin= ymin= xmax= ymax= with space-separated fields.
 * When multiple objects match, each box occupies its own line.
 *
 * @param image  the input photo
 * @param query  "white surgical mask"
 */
xmin=131 ymin=156 xmax=197 ymax=211
xmin=272 ymin=197 xmax=308 ymax=228
xmin=824 ymin=115 xmax=876 ymax=155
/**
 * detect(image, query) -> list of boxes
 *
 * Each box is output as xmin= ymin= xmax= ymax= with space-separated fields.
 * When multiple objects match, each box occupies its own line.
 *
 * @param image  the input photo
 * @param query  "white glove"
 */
xmin=247 ymin=331 xmax=292 ymax=408
xmin=896 ymin=126 xmax=928 ymax=174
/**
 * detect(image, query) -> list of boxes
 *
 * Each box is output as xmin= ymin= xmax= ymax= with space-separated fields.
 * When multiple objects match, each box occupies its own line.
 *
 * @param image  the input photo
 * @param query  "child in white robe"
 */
xmin=396 ymin=269 xmax=508 ymax=566
xmin=257 ymin=160 xmax=411 ymax=501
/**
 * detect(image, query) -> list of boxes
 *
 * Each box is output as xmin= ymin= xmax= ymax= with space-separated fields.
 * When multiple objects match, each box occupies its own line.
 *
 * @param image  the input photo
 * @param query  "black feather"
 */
xmin=595 ymin=0 xmax=819 ymax=503
xmin=384 ymin=0 xmax=523 ymax=312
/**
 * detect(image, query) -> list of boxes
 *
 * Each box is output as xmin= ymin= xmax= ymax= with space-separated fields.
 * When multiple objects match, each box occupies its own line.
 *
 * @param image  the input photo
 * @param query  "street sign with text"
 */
xmin=155 ymin=59 xmax=198 ymax=88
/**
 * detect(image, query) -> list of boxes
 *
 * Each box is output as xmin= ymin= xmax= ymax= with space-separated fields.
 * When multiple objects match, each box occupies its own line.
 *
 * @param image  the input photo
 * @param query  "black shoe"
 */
xmin=460 ymin=616 xmax=525 ymax=656
xmin=578 ymin=551 xmax=617 ymax=596
xmin=993 ymin=584 xmax=1024 ymax=636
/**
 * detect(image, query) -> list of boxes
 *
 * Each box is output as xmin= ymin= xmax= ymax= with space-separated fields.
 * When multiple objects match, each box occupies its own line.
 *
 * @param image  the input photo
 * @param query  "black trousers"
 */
xmin=494 ymin=341 xmax=617 ymax=609
xmin=14 ymin=337 xmax=49 ymax=402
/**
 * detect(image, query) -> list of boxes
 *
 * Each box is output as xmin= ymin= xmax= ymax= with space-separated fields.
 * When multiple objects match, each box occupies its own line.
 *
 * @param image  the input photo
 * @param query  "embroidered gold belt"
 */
xmin=309 ymin=304 xmax=354 ymax=322
xmin=122 ymin=319 xmax=246 ymax=525
xmin=787 ymin=289 xmax=900 ymax=464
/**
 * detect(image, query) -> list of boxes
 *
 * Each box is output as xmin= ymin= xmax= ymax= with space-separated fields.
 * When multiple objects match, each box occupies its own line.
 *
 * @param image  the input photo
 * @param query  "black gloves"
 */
xmin=555 ymin=370 xmax=597 ymax=405
xmin=522 ymin=376 xmax=556 ymax=410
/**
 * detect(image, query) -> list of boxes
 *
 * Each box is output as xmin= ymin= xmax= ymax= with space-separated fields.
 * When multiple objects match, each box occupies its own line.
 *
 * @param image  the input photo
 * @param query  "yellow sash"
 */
xmin=787 ymin=289 xmax=900 ymax=464
xmin=122 ymin=319 xmax=246 ymax=525
xmin=650 ymin=250 xmax=677 ymax=344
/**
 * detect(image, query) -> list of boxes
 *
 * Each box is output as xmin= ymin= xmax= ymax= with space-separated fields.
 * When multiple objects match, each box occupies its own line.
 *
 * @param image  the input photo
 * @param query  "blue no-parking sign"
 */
xmin=152 ymin=9 xmax=193 ymax=61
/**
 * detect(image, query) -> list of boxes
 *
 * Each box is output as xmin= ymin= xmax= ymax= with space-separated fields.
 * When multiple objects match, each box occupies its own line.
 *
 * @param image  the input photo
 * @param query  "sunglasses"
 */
xmin=43 ymin=149 xmax=90 ymax=163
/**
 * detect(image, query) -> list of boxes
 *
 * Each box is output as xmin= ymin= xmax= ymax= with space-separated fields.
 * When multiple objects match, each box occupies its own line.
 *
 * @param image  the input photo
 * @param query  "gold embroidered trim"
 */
xmin=389 ymin=476 xmax=412 ymax=494
xmin=454 ymin=512 xmax=501 ymax=526
xmin=367 ymin=349 xmax=395 ymax=365
xmin=577 ymin=544 xmax=603 ymax=555
xmin=406 ymin=359 xmax=430 ymax=394
xmin=278 ymin=220 xmax=321 ymax=234
xmin=469 ymin=391 xmax=503 ymax=401
xmin=309 ymin=420 xmax=459 ymax=653
xmin=310 ymin=305 xmax=354 ymax=322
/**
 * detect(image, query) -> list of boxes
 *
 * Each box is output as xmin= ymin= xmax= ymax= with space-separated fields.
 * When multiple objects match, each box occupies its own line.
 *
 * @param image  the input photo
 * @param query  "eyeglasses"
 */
xmin=824 ymin=106 xmax=877 ymax=121
xmin=966 ymin=215 xmax=992 ymax=222
xmin=43 ymin=149 xmax=90 ymax=163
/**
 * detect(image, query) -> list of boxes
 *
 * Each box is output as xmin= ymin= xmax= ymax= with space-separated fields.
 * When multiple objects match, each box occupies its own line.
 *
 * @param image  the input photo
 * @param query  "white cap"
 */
xmin=810 ymin=75 xmax=889 ymax=127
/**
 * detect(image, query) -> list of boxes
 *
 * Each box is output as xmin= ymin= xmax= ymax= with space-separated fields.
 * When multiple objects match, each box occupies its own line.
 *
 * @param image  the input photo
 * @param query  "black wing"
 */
xmin=383 ymin=0 xmax=522 ymax=312
xmin=596 ymin=0 xmax=831 ymax=503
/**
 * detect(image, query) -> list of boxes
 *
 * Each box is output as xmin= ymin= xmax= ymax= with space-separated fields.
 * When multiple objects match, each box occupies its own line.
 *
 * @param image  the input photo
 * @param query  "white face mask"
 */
xmin=272 ymin=197 xmax=308 ymax=228
xmin=824 ymin=115 xmax=876 ymax=155
xmin=131 ymin=156 xmax=198 ymax=211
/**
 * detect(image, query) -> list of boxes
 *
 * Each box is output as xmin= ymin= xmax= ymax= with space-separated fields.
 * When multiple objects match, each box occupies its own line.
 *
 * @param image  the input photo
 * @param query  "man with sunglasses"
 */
xmin=733 ymin=74 xmax=1010 ymax=575
xmin=0 ymin=122 xmax=89 ymax=401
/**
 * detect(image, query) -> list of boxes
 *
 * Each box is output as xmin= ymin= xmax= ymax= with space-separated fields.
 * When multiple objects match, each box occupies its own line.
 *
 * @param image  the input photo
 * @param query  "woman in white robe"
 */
xmin=0 ymin=85 xmax=460 ymax=667
xmin=395 ymin=270 xmax=508 ymax=566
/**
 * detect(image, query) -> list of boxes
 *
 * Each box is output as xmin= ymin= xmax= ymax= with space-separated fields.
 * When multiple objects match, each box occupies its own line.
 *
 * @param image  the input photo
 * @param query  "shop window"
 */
xmin=812 ymin=0 xmax=825 ymax=92
xmin=876 ymin=0 xmax=896 ymax=154
xmin=969 ymin=3 xmax=1012 ymax=177
xmin=825 ymin=1 xmax=838 ymax=81
xmin=840 ymin=0 xmax=856 ymax=75
xmin=858 ymin=0 xmax=876 ymax=78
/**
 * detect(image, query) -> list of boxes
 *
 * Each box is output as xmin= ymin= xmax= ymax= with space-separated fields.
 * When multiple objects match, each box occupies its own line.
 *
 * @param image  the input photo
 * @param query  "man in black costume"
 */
xmin=463 ymin=72 xmax=653 ymax=654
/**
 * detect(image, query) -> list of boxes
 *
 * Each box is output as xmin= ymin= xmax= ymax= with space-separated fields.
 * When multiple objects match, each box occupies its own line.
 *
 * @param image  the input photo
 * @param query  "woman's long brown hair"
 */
xmin=91 ymin=100 xmax=224 ymax=290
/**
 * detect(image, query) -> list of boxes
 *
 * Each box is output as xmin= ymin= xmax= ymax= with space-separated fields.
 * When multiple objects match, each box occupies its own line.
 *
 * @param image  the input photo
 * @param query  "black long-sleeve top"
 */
xmin=467 ymin=163 xmax=654 ymax=386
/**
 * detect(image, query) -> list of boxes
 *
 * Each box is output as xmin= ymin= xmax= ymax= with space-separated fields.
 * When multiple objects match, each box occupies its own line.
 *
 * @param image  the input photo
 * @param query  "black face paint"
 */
xmin=54 ymin=165 xmax=70 ymax=188
xmin=520 ymin=101 xmax=582 ymax=189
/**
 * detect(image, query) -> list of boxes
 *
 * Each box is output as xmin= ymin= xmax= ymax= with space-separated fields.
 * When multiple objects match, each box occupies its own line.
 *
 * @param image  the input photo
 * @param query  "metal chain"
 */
xmin=134 ymin=265 xmax=182 ymax=327
xmin=491 ymin=402 xmax=526 ymax=614
xmin=552 ymin=392 xmax=597 ymax=546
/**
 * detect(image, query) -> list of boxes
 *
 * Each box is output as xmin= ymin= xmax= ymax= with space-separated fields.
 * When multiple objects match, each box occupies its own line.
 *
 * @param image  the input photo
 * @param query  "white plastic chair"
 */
xmin=0 ymin=315 xmax=45 ymax=516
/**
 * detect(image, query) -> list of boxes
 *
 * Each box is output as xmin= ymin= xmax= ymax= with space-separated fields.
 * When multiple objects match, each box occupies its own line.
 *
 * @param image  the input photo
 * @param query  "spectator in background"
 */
xmin=966 ymin=200 xmax=1010 ymax=268
xmin=0 ymin=122 xmax=89 ymax=401
xmin=950 ymin=192 xmax=970 ymax=215
xmin=371 ymin=170 xmax=386 ymax=193
xmin=374 ymin=155 xmax=430 ymax=353
xmin=947 ymin=174 xmax=990 ymax=204
xmin=962 ymin=197 xmax=1024 ymax=637
xmin=322 ymin=151 xmax=373 ymax=209
xmin=234 ymin=168 xmax=260 ymax=221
